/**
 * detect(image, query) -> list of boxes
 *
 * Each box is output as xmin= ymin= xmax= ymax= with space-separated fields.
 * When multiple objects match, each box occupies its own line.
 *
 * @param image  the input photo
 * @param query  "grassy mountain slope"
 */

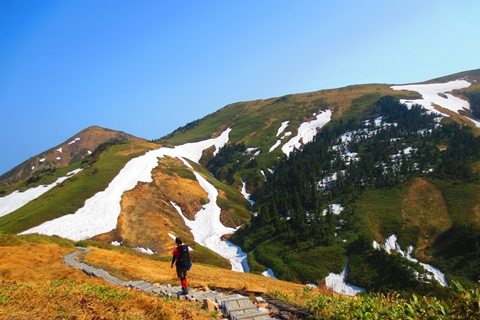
xmin=0 ymin=140 xmax=157 ymax=233
xmin=154 ymin=84 xmax=422 ymax=199
xmin=158 ymin=84 xmax=420 ymax=148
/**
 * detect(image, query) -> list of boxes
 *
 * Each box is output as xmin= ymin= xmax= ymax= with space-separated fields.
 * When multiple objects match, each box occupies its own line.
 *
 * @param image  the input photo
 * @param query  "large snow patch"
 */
xmin=391 ymin=80 xmax=480 ymax=127
xmin=21 ymin=129 xmax=232 ymax=241
xmin=282 ymin=110 xmax=331 ymax=156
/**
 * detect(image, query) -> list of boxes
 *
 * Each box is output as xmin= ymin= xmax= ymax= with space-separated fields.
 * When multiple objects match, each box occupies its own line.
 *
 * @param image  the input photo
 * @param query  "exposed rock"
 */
xmin=203 ymin=298 xmax=218 ymax=311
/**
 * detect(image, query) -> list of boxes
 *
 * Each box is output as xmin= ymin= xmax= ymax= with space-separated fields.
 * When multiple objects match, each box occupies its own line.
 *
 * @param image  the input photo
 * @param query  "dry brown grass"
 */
xmin=92 ymin=156 xmax=208 ymax=256
xmin=83 ymin=246 xmax=337 ymax=315
xmin=84 ymin=247 xmax=309 ymax=296
xmin=0 ymin=280 xmax=214 ymax=319
xmin=0 ymin=242 xmax=219 ymax=319
xmin=402 ymin=178 xmax=452 ymax=261
xmin=0 ymin=239 xmax=331 ymax=318
xmin=0 ymin=243 xmax=91 ymax=283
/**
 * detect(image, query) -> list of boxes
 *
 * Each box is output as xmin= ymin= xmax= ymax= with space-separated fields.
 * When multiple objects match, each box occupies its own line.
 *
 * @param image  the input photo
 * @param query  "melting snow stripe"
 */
xmin=281 ymin=110 xmax=331 ymax=156
xmin=0 ymin=168 xmax=83 ymax=218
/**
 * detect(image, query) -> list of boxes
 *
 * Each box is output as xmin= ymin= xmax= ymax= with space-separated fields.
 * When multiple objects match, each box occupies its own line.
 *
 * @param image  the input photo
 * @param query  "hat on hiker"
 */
xmin=175 ymin=237 xmax=183 ymax=244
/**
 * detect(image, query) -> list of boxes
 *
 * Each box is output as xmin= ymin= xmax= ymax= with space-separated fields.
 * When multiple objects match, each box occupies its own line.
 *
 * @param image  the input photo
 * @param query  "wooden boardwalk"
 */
xmin=64 ymin=247 xmax=275 ymax=320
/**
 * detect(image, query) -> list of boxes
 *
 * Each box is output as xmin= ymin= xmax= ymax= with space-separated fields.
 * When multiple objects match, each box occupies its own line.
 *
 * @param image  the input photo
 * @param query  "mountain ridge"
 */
xmin=0 ymin=125 xmax=144 ymax=187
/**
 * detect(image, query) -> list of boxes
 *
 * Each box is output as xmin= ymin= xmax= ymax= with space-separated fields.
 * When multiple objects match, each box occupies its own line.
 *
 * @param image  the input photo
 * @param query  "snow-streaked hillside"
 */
xmin=18 ymin=127 xmax=253 ymax=270
xmin=0 ymin=168 xmax=83 ymax=217
xmin=374 ymin=234 xmax=448 ymax=287
xmin=392 ymin=79 xmax=480 ymax=127
xmin=171 ymin=171 xmax=249 ymax=272
xmin=21 ymin=129 xmax=231 ymax=240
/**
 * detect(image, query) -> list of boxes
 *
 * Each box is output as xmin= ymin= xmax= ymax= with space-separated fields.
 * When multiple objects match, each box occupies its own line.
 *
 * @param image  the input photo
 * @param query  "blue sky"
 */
xmin=1 ymin=1 xmax=479 ymax=175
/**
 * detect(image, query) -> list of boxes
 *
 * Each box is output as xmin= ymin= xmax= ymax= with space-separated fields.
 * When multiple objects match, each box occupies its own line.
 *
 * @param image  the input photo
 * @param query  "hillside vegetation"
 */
xmin=157 ymin=84 xmax=421 ymax=190
xmin=230 ymin=96 xmax=480 ymax=291
xmin=1 ymin=233 xmax=479 ymax=319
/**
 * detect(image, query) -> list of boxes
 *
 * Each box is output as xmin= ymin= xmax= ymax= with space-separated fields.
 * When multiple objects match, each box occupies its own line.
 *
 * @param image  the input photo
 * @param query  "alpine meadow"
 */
xmin=1 ymin=69 xmax=480 ymax=319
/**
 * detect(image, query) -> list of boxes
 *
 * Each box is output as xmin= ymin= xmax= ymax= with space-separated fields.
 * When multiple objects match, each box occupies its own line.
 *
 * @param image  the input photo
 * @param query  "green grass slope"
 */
xmin=0 ymin=141 xmax=156 ymax=234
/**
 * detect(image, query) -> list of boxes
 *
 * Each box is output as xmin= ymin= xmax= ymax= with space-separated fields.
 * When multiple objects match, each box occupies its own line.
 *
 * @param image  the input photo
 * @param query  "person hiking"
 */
xmin=171 ymin=237 xmax=190 ymax=294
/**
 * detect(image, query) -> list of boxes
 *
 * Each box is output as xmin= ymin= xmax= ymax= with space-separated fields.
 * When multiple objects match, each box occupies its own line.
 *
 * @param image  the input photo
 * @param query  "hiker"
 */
xmin=171 ymin=237 xmax=190 ymax=294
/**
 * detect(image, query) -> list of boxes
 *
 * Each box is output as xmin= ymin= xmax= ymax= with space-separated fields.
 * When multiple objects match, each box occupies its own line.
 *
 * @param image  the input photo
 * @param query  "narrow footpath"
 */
xmin=64 ymin=247 xmax=308 ymax=320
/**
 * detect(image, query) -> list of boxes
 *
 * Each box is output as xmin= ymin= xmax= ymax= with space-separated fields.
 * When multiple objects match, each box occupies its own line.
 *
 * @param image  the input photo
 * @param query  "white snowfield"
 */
xmin=0 ymin=168 xmax=83 ymax=218
xmin=391 ymin=79 xmax=480 ymax=127
xmin=170 ymin=173 xmax=249 ymax=272
xmin=21 ymin=129 xmax=232 ymax=241
xmin=325 ymin=259 xmax=365 ymax=296
xmin=373 ymin=234 xmax=448 ymax=287
xmin=281 ymin=110 xmax=332 ymax=156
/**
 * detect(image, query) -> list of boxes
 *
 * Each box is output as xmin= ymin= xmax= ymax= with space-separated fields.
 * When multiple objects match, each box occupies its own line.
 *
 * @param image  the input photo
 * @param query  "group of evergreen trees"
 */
xmin=224 ymin=96 xmax=480 ymax=292
xmin=246 ymin=97 xmax=479 ymax=245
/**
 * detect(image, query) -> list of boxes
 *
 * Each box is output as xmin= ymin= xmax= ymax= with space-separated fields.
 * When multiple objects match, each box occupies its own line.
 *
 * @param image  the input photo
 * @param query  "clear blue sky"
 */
xmin=1 ymin=0 xmax=479 ymax=175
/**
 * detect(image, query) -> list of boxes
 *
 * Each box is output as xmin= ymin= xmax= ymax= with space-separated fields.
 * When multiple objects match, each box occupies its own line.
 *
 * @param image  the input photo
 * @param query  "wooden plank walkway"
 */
xmin=64 ymin=247 xmax=275 ymax=319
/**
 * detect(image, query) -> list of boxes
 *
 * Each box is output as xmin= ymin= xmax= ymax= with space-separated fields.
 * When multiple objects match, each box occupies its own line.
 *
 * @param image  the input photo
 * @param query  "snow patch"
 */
xmin=262 ymin=268 xmax=278 ymax=279
xmin=276 ymin=121 xmax=290 ymax=137
xmin=0 ymin=168 xmax=83 ymax=218
xmin=68 ymin=138 xmax=81 ymax=145
xmin=170 ymin=171 xmax=249 ymax=272
xmin=374 ymin=234 xmax=448 ymax=286
xmin=281 ymin=110 xmax=331 ymax=156
xmin=269 ymin=140 xmax=282 ymax=152
xmin=391 ymin=80 xmax=480 ymax=127
xmin=240 ymin=178 xmax=254 ymax=206
xmin=322 ymin=203 xmax=344 ymax=216
xmin=260 ymin=170 xmax=267 ymax=181
xmin=325 ymin=259 xmax=365 ymax=296
xmin=134 ymin=247 xmax=155 ymax=255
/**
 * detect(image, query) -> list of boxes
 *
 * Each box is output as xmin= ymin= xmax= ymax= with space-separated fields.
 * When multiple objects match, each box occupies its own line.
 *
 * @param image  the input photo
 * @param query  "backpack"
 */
xmin=177 ymin=245 xmax=190 ymax=268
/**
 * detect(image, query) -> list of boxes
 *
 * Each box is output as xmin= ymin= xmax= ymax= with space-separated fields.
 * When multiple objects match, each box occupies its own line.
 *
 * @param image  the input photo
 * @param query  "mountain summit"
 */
xmin=0 ymin=126 xmax=143 ymax=186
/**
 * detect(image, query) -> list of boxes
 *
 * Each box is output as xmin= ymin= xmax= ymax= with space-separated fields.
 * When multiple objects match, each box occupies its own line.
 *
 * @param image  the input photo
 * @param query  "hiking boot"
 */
xmin=182 ymin=287 xmax=188 ymax=295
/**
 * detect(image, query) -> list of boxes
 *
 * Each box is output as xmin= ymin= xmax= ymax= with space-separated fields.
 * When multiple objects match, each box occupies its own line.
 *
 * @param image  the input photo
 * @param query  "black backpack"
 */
xmin=177 ymin=245 xmax=190 ymax=268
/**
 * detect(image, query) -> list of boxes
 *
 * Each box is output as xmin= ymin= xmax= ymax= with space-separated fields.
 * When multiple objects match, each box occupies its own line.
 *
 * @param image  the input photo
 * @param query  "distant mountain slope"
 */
xmin=0 ymin=126 xmax=144 ymax=187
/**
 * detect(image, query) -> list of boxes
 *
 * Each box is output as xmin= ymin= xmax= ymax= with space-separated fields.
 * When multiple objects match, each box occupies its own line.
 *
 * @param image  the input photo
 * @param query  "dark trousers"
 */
xmin=176 ymin=267 xmax=188 ymax=288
